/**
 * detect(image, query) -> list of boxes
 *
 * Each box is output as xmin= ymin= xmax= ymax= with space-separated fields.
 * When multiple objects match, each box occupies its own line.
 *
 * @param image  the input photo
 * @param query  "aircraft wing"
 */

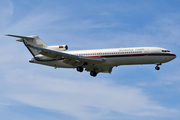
xmin=28 ymin=45 xmax=105 ymax=65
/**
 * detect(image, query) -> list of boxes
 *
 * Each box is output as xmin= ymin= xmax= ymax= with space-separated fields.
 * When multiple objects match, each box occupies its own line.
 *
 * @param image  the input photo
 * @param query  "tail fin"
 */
xmin=5 ymin=34 xmax=48 ymax=57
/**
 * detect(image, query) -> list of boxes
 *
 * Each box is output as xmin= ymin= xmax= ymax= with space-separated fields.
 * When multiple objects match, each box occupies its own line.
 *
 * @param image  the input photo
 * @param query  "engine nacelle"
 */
xmin=46 ymin=45 xmax=68 ymax=51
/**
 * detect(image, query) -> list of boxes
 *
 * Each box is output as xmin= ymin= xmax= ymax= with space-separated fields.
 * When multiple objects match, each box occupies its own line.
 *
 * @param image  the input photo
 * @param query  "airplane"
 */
xmin=6 ymin=34 xmax=176 ymax=77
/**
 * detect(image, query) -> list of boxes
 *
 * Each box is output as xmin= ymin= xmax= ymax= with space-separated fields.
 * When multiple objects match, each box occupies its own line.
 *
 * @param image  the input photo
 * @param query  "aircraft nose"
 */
xmin=172 ymin=53 xmax=176 ymax=59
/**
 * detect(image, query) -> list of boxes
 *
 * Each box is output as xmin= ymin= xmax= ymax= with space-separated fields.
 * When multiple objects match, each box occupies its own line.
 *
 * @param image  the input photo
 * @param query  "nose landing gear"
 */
xmin=155 ymin=63 xmax=161 ymax=70
xmin=155 ymin=66 xmax=160 ymax=70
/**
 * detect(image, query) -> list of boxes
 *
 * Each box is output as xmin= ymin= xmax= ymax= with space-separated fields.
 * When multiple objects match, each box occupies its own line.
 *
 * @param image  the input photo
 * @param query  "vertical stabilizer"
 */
xmin=5 ymin=34 xmax=48 ymax=57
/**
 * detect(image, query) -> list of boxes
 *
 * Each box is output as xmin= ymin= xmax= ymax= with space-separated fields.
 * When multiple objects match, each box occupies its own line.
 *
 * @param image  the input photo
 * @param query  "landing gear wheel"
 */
xmin=76 ymin=66 xmax=83 ymax=72
xmin=155 ymin=66 xmax=160 ymax=70
xmin=90 ymin=71 xmax=97 ymax=77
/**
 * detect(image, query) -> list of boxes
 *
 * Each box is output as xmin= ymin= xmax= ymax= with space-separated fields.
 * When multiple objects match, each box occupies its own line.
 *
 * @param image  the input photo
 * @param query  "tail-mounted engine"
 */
xmin=46 ymin=45 xmax=68 ymax=51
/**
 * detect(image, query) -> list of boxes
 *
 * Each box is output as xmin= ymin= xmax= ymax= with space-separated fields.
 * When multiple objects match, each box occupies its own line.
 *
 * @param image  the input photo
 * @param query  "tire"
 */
xmin=155 ymin=66 xmax=160 ymax=70
xmin=90 ymin=71 xmax=97 ymax=77
xmin=77 ymin=66 xmax=83 ymax=72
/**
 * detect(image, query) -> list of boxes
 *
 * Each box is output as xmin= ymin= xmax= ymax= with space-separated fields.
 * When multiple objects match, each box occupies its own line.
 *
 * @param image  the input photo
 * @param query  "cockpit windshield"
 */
xmin=162 ymin=50 xmax=170 ymax=52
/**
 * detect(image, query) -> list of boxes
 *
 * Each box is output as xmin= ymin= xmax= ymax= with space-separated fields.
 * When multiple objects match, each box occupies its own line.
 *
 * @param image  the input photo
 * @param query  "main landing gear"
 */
xmin=90 ymin=70 xmax=97 ymax=77
xmin=76 ymin=66 xmax=98 ymax=77
xmin=76 ymin=66 xmax=83 ymax=72
xmin=155 ymin=63 xmax=161 ymax=70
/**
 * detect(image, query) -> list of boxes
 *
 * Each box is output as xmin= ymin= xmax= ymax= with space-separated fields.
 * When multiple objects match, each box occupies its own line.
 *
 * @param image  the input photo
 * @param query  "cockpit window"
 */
xmin=162 ymin=50 xmax=170 ymax=52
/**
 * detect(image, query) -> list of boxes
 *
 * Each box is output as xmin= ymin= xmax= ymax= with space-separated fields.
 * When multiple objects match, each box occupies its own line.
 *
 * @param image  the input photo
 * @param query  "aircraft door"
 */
xmin=144 ymin=49 xmax=149 ymax=56
xmin=99 ymin=52 xmax=102 ymax=57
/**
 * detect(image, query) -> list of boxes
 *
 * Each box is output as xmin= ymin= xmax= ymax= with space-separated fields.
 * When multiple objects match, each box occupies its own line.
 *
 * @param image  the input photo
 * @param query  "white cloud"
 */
xmin=5 ymin=12 xmax=63 ymax=34
xmin=0 ymin=0 xmax=13 ymax=30
xmin=43 ymin=13 xmax=180 ymax=51
xmin=2 ymin=1 xmax=180 ymax=51
xmin=2 ymin=2 xmax=66 ymax=35
xmin=3 ymin=69 xmax=179 ymax=120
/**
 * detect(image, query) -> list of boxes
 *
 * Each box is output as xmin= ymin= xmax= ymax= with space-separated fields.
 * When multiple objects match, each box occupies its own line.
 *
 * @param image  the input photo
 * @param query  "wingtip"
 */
xmin=4 ymin=34 xmax=9 ymax=36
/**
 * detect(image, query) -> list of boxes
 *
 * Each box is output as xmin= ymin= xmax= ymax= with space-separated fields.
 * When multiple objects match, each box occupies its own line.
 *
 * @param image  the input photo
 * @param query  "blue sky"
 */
xmin=0 ymin=0 xmax=180 ymax=120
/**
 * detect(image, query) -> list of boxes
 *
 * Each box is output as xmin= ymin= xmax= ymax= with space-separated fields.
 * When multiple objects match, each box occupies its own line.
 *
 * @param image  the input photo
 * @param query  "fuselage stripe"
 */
xmin=87 ymin=53 xmax=176 ymax=58
xmin=57 ymin=53 xmax=176 ymax=60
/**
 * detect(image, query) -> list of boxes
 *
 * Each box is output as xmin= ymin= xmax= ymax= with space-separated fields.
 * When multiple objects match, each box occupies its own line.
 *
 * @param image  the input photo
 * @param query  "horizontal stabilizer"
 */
xmin=5 ymin=34 xmax=34 ymax=39
xmin=5 ymin=34 xmax=35 ymax=42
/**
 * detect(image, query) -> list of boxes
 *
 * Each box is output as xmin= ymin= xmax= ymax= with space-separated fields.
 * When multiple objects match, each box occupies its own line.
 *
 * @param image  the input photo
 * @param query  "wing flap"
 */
xmin=63 ymin=59 xmax=82 ymax=66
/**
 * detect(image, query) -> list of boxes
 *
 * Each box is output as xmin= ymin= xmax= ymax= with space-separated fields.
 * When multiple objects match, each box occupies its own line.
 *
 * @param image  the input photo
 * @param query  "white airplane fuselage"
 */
xmin=29 ymin=47 xmax=176 ymax=68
